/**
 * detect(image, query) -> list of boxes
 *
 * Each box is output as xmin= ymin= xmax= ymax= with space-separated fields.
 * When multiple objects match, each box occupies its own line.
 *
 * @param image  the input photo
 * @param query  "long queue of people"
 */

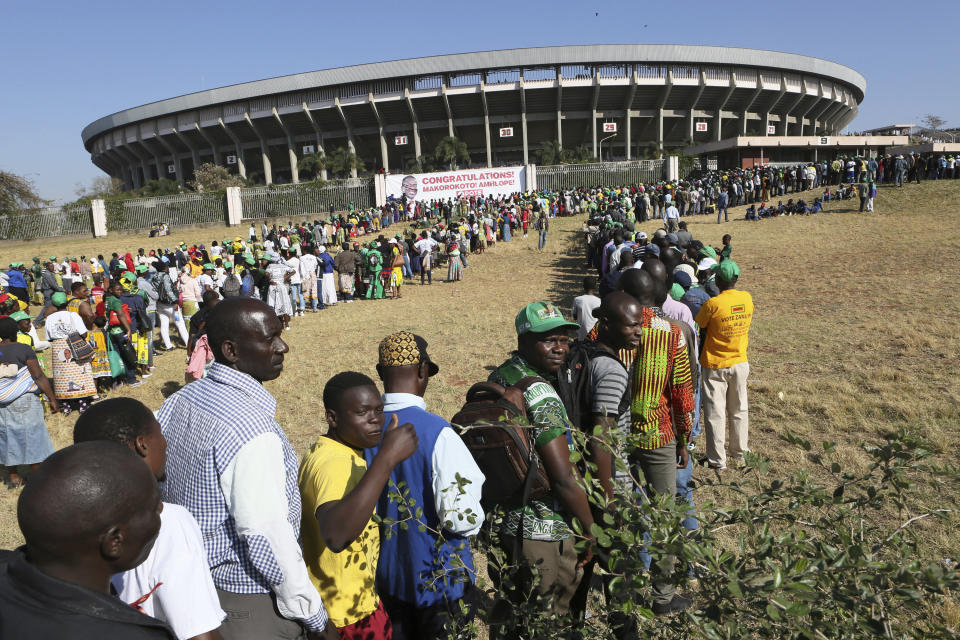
xmin=0 ymin=176 xmax=759 ymax=640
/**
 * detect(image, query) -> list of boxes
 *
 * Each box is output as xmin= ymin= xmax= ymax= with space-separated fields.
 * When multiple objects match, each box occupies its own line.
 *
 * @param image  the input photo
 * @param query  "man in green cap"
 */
xmin=695 ymin=260 xmax=754 ymax=471
xmin=35 ymin=262 xmax=64 ymax=328
xmin=28 ymin=258 xmax=43 ymax=304
xmin=487 ymin=302 xmax=595 ymax=628
xmin=197 ymin=264 xmax=216 ymax=295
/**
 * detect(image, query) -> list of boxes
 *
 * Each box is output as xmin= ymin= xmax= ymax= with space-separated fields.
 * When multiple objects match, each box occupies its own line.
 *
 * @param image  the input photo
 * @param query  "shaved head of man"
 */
xmin=641 ymin=259 xmax=669 ymax=305
xmin=17 ymin=441 xmax=162 ymax=594
xmin=619 ymin=269 xmax=658 ymax=307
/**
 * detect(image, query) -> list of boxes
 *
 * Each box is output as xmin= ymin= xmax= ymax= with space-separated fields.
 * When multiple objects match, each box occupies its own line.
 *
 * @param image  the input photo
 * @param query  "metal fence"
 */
xmin=680 ymin=156 xmax=719 ymax=178
xmin=536 ymin=160 xmax=666 ymax=192
xmin=105 ymin=192 xmax=226 ymax=231
xmin=0 ymin=203 xmax=92 ymax=240
xmin=239 ymin=178 xmax=374 ymax=220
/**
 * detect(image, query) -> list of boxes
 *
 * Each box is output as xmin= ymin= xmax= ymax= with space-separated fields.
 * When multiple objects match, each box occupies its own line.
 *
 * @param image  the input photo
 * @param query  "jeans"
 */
xmin=631 ymin=441 xmax=680 ymax=606
xmin=403 ymin=254 xmax=413 ymax=279
xmin=538 ymin=229 xmax=547 ymax=250
xmin=289 ymin=283 xmax=304 ymax=312
xmin=717 ymin=205 xmax=728 ymax=223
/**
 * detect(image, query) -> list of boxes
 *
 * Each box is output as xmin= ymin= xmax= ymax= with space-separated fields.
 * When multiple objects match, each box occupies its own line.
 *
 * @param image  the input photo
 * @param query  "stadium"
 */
xmin=81 ymin=45 xmax=866 ymax=189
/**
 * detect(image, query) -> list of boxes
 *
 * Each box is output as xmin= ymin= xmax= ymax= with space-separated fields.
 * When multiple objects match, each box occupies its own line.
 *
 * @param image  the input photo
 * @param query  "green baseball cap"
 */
xmin=515 ymin=301 xmax=579 ymax=336
xmin=32 ymin=257 xmax=40 ymax=262
xmin=223 ymin=261 xmax=233 ymax=268
xmin=49 ymin=255 xmax=57 ymax=261
xmin=714 ymin=260 xmax=741 ymax=282
xmin=51 ymin=292 xmax=68 ymax=306
xmin=122 ymin=271 xmax=137 ymax=283
xmin=135 ymin=264 xmax=148 ymax=273
xmin=203 ymin=263 xmax=215 ymax=270
xmin=245 ymin=257 xmax=255 ymax=266
xmin=699 ymin=246 xmax=718 ymax=260
xmin=10 ymin=310 xmax=32 ymax=322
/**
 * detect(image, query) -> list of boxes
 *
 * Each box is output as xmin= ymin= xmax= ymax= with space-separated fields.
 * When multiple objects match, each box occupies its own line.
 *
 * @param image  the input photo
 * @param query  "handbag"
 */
xmin=67 ymin=331 xmax=95 ymax=363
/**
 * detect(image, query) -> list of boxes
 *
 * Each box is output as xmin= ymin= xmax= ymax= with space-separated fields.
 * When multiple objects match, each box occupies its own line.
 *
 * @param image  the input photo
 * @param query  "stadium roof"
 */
xmin=82 ymin=44 xmax=866 ymax=144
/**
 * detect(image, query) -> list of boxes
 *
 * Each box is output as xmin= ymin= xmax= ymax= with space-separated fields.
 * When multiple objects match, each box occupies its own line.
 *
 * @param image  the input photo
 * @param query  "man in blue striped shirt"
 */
xmin=157 ymin=298 xmax=337 ymax=639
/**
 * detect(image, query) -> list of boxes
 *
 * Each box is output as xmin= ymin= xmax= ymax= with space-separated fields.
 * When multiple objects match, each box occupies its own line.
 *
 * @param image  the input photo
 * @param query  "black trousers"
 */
xmin=380 ymin=584 xmax=477 ymax=640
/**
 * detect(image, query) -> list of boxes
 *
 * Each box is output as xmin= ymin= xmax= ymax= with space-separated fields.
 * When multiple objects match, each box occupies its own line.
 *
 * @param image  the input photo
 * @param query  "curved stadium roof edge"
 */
xmin=81 ymin=44 xmax=866 ymax=145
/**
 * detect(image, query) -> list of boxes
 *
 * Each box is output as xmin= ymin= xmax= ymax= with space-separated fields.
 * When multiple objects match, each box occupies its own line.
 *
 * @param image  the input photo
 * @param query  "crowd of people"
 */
xmin=3 ymin=153 xmax=946 ymax=638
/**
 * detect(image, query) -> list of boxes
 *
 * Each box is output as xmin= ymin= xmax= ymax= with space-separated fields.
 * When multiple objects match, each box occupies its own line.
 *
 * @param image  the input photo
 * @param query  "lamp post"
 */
xmin=599 ymin=133 xmax=617 ymax=162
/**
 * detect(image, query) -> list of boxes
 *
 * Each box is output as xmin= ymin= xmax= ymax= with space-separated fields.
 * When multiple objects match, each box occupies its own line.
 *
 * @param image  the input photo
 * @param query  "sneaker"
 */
xmin=128 ymin=381 xmax=144 ymax=388
xmin=142 ymin=373 xmax=152 ymax=379
xmin=652 ymin=593 xmax=693 ymax=616
xmin=708 ymin=462 xmax=727 ymax=471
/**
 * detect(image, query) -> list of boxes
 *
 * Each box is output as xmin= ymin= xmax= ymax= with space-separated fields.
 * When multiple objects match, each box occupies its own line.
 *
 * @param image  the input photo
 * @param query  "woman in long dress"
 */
xmin=0 ymin=317 xmax=58 ymax=487
xmin=266 ymin=256 xmax=295 ymax=330
xmin=44 ymin=292 xmax=97 ymax=415
xmin=447 ymin=239 xmax=463 ymax=282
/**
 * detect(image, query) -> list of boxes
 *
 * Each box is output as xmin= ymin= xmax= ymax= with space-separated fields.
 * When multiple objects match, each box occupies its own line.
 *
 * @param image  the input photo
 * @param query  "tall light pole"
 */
xmin=598 ymin=133 xmax=617 ymax=162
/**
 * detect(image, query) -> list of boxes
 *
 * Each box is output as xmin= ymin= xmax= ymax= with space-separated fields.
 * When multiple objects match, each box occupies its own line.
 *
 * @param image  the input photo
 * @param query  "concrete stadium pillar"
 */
xmin=219 ymin=119 xmax=246 ymax=179
xmin=374 ymin=173 xmax=386 ymax=206
xmin=287 ymin=140 xmax=300 ymax=183
xmin=657 ymin=109 xmax=665 ymax=156
xmin=592 ymin=109 xmax=598 ymax=158
xmin=666 ymin=156 xmax=679 ymax=182
xmin=484 ymin=114 xmax=492 ymax=168
xmin=333 ymin=97 xmax=358 ymax=178
xmin=91 ymin=200 xmax=108 ymax=237
xmin=196 ymin=122 xmax=221 ymax=167
xmin=244 ymin=113 xmax=272 ymax=184
xmin=526 ymin=164 xmax=537 ymax=191
xmin=225 ymin=187 xmax=243 ymax=225
xmin=380 ymin=132 xmax=389 ymax=173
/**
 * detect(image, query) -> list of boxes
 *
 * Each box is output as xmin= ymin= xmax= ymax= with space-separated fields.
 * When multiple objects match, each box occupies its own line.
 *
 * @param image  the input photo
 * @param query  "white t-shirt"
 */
xmin=112 ymin=503 xmax=225 ymax=640
xmin=210 ymin=246 xmax=223 ymax=257
xmin=196 ymin=274 xmax=215 ymax=292
xmin=44 ymin=310 xmax=87 ymax=340
xmin=286 ymin=257 xmax=302 ymax=285
xmin=414 ymin=238 xmax=437 ymax=255
xmin=299 ymin=253 xmax=318 ymax=280
xmin=264 ymin=240 xmax=275 ymax=252
xmin=571 ymin=294 xmax=601 ymax=340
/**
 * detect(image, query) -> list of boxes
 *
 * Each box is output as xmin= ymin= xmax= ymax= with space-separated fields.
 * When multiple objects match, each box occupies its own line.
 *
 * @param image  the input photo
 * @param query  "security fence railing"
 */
xmin=239 ymin=178 xmax=374 ymax=220
xmin=680 ymin=156 xmax=719 ymax=178
xmin=0 ymin=203 xmax=92 ymax=240
xmin=105 ymin=192 xmax=227 ymax=231
xmin=536 ymin=159 xmax=666 ymax=192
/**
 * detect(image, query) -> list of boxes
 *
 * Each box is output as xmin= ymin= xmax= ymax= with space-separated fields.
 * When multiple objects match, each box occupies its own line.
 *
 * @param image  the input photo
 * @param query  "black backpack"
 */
xmin=555 ymin=341 xmax=630 ymax=434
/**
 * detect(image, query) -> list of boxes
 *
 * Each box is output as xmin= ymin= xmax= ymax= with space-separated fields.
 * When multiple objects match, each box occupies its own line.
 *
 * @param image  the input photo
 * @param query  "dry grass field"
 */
xmin=1 ymin=179 xmax=958 ymax=627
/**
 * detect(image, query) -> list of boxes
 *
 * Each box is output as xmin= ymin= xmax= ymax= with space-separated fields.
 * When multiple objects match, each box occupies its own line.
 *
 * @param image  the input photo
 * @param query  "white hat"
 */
xmin=698 ymin=257 xmax=717 ymax=271
xmin=317 ymin=245 xmax=326 ymax=253
xmin=674 ymin=263 xmax=698 ymax=284
xmin=636 ymin=231 xmax=648 ymax=240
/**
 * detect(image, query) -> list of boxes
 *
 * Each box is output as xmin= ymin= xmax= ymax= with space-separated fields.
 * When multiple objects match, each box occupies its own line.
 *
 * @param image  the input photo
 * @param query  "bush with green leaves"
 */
xmin=377 ymin=426 xmax=958 ymax=638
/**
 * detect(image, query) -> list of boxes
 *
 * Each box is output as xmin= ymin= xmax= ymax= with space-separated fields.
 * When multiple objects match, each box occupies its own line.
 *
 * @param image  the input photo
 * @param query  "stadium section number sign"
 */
xmin=818 ymin=136 xmax=831 ymax=145
xmin=303 ymin=145 xmax=315 ymax=155
xmin=602 ymin=122 xmax=617 ymax=133
xmin=226 ymin=155 xmax=237 ymax=165
xmin=386 ymin=166 xmax=526 ymax=201
xmin=499 ymin=127 xmax=514 ymax=138
xmin=767 ymin=125 xmax=777 ymax=135
xmin=695 ymin=122 xmax=708 ymax=132
xmin=394 ymin=136 xmax=408 ymax=146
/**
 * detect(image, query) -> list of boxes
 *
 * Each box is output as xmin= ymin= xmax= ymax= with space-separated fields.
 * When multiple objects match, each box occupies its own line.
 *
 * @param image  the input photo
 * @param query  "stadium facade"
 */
xmin=81 ymin=45 xmax=866 ymax=189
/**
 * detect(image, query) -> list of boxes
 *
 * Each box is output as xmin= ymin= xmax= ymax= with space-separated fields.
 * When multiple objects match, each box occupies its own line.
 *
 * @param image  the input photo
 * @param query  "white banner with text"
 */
xmin=385 ymin=166 xmax=526 ymax=201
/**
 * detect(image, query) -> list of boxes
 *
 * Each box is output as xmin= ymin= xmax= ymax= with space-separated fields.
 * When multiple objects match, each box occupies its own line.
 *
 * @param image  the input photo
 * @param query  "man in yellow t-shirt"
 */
xmin=695 ymin=260 xmax=754 ymax=471
xmin=299 ymin=371 xmax=417 ymax=639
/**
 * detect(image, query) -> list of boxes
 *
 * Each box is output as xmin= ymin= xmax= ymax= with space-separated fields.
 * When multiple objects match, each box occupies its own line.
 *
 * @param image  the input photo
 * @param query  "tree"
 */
xmin=538 ymin=140 xmax=564 ymax=166
xmin=404 ymin=155 xmax=437 ymax=174
xmin=434 ymin=136 xmax=470 ymax=170
xmin=560 ymin=145 xmax=595 ymax=164
xmin=0 ymin=170 xmax=49 ymax=216
xmin=297 ymin=152 xmax=327 ymax=180
xmin=921 ymin=114 xmax=946 ymax=132
xmin=324 ymin=147 xmax=365 ymax=178
xmin=139 ymin=178 xmax=181 ymax=197
xmin=189 ymin=162 xmax=246 ymax=192
xmin=74 ymin=175 xmax=124 ymax=200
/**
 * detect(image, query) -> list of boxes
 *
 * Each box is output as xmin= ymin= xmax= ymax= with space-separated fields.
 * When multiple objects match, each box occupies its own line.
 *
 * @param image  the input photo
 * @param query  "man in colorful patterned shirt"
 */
xmin=629 ymin=280 xmax=695 ymax=616
xmin=488 ymin=302 xmax=596 ymax=632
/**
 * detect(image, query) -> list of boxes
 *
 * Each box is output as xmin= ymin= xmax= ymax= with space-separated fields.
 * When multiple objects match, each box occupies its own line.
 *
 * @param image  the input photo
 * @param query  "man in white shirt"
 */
xmin=196 ymin=264 xmax=216 ymax=295
xmin=298 ymin=251 xmax=319 ymax=312
xmin=158 ymin=299 xmax=337 ymax=639
xmin=286 ymin=253 xmax=304 ymax=317
xmin=413 ymin=233 xmax=438 ymax=285
xmin=663 ymin=201 xmax=680 ymax=233
xmin=74 ymin=398 xmax=226 ymax=640
xmin=571 ymin=276 xmax=602 ymax=340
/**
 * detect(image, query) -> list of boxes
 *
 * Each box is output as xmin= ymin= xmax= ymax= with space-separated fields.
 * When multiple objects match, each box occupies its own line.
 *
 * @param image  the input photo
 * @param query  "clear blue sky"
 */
xmin=1 ymin=0 xmax=957 ymax=202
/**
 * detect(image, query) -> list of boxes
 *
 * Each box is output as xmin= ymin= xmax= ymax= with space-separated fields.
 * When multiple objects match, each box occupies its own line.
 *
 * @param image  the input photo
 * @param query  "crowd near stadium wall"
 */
xmin=81 ymin=45 xmax=866 ymax=190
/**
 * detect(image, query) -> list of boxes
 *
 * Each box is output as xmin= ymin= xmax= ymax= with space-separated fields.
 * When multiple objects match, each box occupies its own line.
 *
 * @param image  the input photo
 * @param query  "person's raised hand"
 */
xmin=380 ymin=414 xmax=418 ymax=465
